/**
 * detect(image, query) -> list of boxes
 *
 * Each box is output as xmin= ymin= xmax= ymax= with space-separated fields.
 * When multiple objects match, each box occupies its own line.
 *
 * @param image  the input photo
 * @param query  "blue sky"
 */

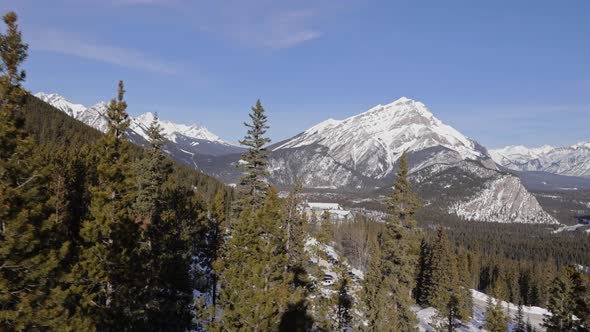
xmin=1 ymin=0 xmax=589 ymax=148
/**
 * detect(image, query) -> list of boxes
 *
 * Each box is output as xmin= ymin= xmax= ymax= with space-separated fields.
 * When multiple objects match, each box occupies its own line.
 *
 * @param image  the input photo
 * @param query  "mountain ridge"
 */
xmin=34 ymin=92 xmax=243 ymax=157
xmin=490 ymin=142 xmax=590 ymax=178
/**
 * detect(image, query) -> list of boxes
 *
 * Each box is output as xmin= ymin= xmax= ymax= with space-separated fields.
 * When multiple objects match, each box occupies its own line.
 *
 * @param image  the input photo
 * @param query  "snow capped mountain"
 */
xmin=274 ymin=97 xmax=492 ymax=179
xmin=34 ymin=92 xmax=242 ymax=157
xmin=200 ymin=97 xmax=557 ymax=224
xmin=133 ymin=112 xmax=227 ymax=145
xmin=34 ymin=92 xmax=87 ymax=118
xmin=490 ymin=142 xmax=590 ymax=178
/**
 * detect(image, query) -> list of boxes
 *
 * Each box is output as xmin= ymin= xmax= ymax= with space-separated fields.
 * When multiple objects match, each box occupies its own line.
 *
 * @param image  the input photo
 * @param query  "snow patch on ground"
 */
xmin=552 ymin=223 xmax=587 ymax=233
xmin=416 ymin=290 xmax=549 ymax=331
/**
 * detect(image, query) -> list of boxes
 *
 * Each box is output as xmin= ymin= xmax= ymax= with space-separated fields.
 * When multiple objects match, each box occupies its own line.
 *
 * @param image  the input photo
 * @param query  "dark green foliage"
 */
xmin=363 ymin=151 xmax=419 ymax=331
xmin=484 ymin=296 xmax=507 ymax=332
xmin=134 ymin=113 xmax=202 ymax=331
xmin=514 ymin=303 xmax=526 ymax=332
xmin=70 ymin=81 xmax=144 ymax=329
xmin=134 ymin=113 xmax=170 ymax=225
xmin=428 ymin=227 xmax=454 ymax=310
xmin=0 ymin=11 xmax=225 ymax=329
xmin=417 ymin=216 xmax=590 ymax=308
xmin=422 ymin=228 xmax=472 ymax=331
xmin=0 ymin=12 xmax=53 ymax=330
xmin=543 ymin=266 xmax=590 ymax=332
xmin=544 ymin=274 xmax=575 ymax=331
xmin=415 ymin=239 xmax=432 ymax=306
xmin=238 ymin=99 xmax=271 ymax=208
xmin=211 ymin=189 xmax=290 ymax=331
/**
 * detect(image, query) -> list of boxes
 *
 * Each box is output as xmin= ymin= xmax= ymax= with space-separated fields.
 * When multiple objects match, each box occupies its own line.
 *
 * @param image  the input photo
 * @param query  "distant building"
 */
xmin=304 ymin=202 xmax=352 ymax=221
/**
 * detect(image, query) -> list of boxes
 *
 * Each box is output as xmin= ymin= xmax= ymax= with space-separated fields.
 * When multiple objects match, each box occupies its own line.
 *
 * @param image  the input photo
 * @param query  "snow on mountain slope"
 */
xmin=133 ymin=112 xmax=227 ymax=145
xmin=449 ymin=176 xmax=558 ymax=224
xmin=274 ymin=97 xmax=491 ymax=179
xmin=34 ymin=93 xmax=87 ymax=118
xmin=490 ymin=142 xmax=590 ymax=178
xmin=34 ymin=92 xmax=241 ymax=156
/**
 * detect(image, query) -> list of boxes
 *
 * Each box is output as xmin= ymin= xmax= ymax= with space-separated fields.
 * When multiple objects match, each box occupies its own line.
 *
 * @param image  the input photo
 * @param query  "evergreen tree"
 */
xmin=568 ymin=266 xmax=590 ymax=332
xmin=157 ymin=184 xmax=208 ymax=331
xmin=514 ymin=303 xmax=526 ymax=332
xmin=0 ymin=12 xmax=56 ymax=329
xmin=238 ymin=99 xmax=271 ymax=208
xmin=134 ymin=113 xmax=170 ymax=226
xmin=456 ymin=252 xmax=473 ymax=322
xmin=280 ymin=180 xmax=313 ymax=331
xmin=362 ymin=229 xmax=392 ymax=332
xmin=207 ymin=188 xmax=226 ymax=308
xmin=432 ymin=253 xmax=465 ymax=332
xmin=134 ymin=113 xmax=199 ymax=331
xmin=543 ymin=273 xmax=575 ymax=331
xmin=284 ymin=180 xmax=307 ymax=282
xmin=71 ymin=81 xmax=143 ymax=330
xmin=363 ymin=151 xmax=420 ymax=331
xmin=415 ymin=238 xmax=432 ymax=306
xmin=484 ymin=296 xmax=507 ymax=332
xmin=212 ymin=189 xmax=289 ymax=331
xmin=428 ymin=227 xmax=453 ymax=310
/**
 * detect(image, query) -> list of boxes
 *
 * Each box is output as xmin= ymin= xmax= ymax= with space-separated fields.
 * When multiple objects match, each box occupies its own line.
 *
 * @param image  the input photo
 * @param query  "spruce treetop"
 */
xmin=106 ymin=80 xmax=130 ymax=140
xmin=390 ymin=151 xmax=420 ymax=223
xmin=238 ymin=99 xmax=271 ymax=207
xmin=147 ymin=112 xmax=165 ymax=151
xmin=0 ymin=12 xmax=27 ymax=88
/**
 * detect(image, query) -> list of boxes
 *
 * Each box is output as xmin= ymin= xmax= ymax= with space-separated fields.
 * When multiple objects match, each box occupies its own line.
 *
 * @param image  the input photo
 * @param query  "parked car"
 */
xmin=321 ymin=274 xmax=335 ymax=286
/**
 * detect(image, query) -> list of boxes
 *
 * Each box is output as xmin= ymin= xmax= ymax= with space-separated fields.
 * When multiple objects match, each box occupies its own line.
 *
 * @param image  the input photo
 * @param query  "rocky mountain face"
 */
xmin=490 ymin=143 xmax=590 ymax=178
xmin=268 ymin=97 xmax=496 ymax=187
xmin=34 ymin=93 xmax=243 ymax=157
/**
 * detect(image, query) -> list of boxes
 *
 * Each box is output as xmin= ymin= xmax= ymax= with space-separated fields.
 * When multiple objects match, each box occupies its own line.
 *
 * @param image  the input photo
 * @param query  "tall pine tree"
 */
xmin=543 ymin=270 xmax=577 ymax=332
xmin=363 ymin=151 xmax=420 ymax=331
xmin=212 ymin=189 xmax=290 ymax=331
xmin=0 ymin=12 xmax=57 ymax=330
xmin=238 ymin=99 xmax=271 ymax=208
xmin=71 ymin=81 xmax=143 ymax=330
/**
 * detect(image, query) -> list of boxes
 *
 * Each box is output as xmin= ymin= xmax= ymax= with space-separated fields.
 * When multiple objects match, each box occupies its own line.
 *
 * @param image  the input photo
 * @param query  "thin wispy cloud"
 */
xmin=28 ymin=29 xmax=180 ymax=75
xmin=187 ymin=2 xmax=324 ymax=49
xmin=84 ymin=0 xmax=327 ymax=50
xmin=252 ymin=9 xmax=321 ymax=49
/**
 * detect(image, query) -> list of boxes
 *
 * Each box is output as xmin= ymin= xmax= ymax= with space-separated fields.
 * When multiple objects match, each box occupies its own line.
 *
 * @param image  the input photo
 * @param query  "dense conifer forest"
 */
xmin=0 ymin=11 xmax=589 ymax=332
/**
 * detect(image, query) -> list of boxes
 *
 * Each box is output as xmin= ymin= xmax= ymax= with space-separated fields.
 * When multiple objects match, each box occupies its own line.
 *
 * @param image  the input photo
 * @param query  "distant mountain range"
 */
xmin=490 ymin=143 xmax=590 ymax=178
xmin=36 ymin=93 xmax=567 ymax=225
xmin=34 ymin=93 xmax=244 ymax=157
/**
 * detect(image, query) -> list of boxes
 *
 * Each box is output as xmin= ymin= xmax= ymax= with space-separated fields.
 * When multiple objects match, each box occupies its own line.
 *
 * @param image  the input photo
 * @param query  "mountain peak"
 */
xmin=134 ymin=112 xmax=234 ymax=146
xmin=35 ymin=92 xmax=87 ymax=118
xmin=274 ymin=97 xmax=486 ymax=179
